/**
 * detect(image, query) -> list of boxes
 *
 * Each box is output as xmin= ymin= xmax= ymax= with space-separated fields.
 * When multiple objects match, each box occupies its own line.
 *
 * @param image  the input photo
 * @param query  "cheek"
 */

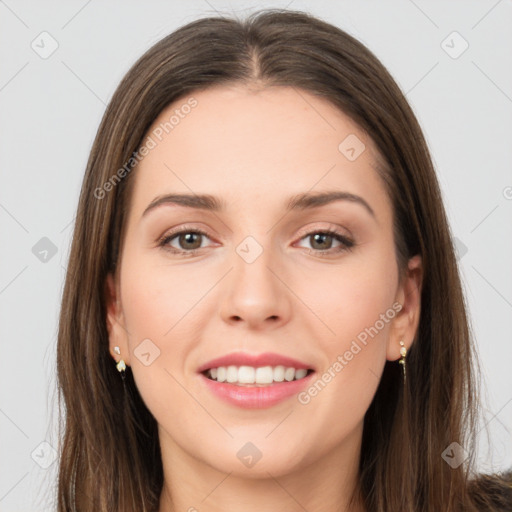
xmin=118 ymin=259 xmax=213 ymax=436
xmin=119 ymin=232 xmax=397 ymax=431
xmin=120 ymin=253 xmax=211 ymax=341
xmin=118 ymin=250 xmax=204 ymax=375
xmin=301 ymin=241 xmax=398 ymax=350
xmin=297 ymin=244 xmax=397 ymax=412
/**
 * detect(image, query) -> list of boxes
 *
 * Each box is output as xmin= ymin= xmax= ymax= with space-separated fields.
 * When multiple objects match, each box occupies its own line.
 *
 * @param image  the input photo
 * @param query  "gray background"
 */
xmin=1 ymin=0 xmax=511 ymax=510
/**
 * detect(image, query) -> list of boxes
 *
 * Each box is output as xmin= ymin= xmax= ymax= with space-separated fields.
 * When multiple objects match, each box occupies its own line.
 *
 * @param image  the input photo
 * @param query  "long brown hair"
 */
xmin=56 ymin=8 xmax=508 ymax=511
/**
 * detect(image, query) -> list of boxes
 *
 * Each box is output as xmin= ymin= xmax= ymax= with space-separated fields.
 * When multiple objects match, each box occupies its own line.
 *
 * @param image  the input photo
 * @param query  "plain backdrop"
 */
xmin=1 ymin=1 xmax=511 ymax=510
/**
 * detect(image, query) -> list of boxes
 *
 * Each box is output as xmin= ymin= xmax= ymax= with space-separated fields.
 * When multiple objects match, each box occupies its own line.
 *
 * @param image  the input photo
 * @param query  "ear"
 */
xmin=386 ymin=254 xmax=423 ymax=361
xmin=105 ymin=272 xmax=131 ymax=366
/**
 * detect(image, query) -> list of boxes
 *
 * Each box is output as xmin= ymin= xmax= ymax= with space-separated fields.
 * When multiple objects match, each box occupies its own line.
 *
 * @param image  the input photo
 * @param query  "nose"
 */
xmin=219 ymin=240 xmax=292 ymax=330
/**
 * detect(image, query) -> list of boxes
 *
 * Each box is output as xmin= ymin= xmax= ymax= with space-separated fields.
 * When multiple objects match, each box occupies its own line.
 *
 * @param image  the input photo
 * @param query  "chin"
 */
xmin=195 ymin=437 xmax=312 ymax=479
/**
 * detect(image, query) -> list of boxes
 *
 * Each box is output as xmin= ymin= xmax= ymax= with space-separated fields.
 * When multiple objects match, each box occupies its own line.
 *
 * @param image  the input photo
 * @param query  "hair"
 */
xmin=56 ymin=8 xmax=511 ymax=512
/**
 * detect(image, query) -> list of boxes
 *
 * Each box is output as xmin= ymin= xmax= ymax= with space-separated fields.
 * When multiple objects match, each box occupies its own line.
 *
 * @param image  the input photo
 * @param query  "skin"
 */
xmin=105 ymin=84 xmax=423 ymax=512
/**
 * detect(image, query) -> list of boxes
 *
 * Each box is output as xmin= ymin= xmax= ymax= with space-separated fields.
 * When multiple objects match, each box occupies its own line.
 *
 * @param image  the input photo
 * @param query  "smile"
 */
xmin=203 ymin=365 xmax=313 ymax=386
xmin=199 ymin=359 xmax=316 ymax=409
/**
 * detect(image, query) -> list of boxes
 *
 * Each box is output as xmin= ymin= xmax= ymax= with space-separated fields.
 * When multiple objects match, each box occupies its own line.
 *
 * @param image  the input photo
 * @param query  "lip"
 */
xmin=197 ymin=351 xmax=315 ymax=409
xmin=199 ymin=371 xmax=315 ymax=409
xmin=197 ymin=351 xmax=313 ymax=373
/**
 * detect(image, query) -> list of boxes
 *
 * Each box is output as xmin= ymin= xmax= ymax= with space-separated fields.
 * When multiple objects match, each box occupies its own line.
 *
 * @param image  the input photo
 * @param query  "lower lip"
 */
xmin=199 ymin=372 xmax=315 ymax=409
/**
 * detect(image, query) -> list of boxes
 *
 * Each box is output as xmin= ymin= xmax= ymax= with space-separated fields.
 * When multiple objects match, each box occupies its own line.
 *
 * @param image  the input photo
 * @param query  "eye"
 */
xmin=157 ymin=225 xmax=355 ymax=257
xmin=295 ymin=229 xmax=354 ymax=256
xmin=158 ymin=226 xmax=213 ymax=256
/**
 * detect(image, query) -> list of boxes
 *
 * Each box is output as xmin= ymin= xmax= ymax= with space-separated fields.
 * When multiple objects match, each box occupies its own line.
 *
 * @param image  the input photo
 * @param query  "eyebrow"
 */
xmin=142 ymin=190 xmax=376 ymax=219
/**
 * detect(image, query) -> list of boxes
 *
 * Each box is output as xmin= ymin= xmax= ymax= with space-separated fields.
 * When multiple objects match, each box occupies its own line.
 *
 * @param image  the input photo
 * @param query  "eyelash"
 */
xmin=157 ymin=225 xmax=355 ymax=258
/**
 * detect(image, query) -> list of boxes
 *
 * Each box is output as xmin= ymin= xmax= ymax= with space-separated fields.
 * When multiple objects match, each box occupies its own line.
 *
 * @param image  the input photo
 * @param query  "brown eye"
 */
xmin=309 ymin=232 xmax=335 ymax=250
xmin=159 ymin=228 xmax=211 ymax=255
xmin=176 ymin=232 xmax=203 ymax=250
xmin=297 ymin=230 xmax=354 ymax=256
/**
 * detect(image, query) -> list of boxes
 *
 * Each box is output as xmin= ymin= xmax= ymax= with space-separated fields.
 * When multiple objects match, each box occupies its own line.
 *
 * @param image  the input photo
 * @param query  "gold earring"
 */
xmin=114 ymin=346 xmax=126 ymax=379
xmin=398 ymin=340 xmax=407 ymax=382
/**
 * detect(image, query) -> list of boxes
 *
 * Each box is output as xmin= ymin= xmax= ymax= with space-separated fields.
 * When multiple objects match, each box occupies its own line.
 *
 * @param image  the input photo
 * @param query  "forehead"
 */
xmin=129 ymin=85 xmax=391 ymax=219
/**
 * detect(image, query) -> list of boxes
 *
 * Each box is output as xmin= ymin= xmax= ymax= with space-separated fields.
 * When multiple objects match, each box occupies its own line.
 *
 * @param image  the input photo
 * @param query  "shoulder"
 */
xmin=467 ymin=470 xmax=512 ymax=511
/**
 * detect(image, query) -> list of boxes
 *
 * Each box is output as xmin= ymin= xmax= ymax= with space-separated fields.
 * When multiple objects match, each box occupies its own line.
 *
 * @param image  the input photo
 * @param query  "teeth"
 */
xmin=295 ymin=369 xmax=308 ymax=379
xmin=226 ymin=365 xmax=238 ymax=383
xmin=238 ymin=366 xmax=255 ymax=383
xmin=255 ymin=366 xmax=273 ymax=384
xmin=273 ymin=365 xmax=285 ymax=382
xmin=206 ymin=365 xmax=311 ymax=385
xmin=217 ymin=367 xmax=226 ymax=382
xmin=284 ymin=367 xmax=295 ymax=381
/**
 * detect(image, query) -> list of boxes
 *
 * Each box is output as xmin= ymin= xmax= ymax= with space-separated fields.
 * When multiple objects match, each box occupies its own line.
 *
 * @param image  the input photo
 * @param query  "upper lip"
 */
xmin=197 ymin=352 xmax=314 ymax=373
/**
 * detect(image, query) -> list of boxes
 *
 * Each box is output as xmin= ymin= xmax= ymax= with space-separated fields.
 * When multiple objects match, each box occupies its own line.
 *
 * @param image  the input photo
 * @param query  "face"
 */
xmin=106 ymin=84 xmax=422 ymax=478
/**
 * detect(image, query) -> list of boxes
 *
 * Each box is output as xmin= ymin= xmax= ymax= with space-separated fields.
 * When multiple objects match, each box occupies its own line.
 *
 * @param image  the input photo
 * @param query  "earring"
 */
xmin=398 ymin=340 xmax=407 ymax=382
xmin=114 ymin=346 xmax=126 ymax=380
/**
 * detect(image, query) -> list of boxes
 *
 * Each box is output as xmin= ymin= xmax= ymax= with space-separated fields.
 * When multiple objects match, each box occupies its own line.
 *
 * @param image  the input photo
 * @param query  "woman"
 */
xmin=56 ymin=8 xmax=511 ymax=512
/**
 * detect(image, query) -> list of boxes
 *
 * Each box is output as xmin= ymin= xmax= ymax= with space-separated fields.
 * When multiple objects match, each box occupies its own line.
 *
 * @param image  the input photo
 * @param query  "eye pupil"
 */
xmin=180 ymin=232 xmax=202 ymax=250
xmin=162 ymin=229 xmax=350 ymax=256
xmin=311 ymin=233 xmax=332 ymax=250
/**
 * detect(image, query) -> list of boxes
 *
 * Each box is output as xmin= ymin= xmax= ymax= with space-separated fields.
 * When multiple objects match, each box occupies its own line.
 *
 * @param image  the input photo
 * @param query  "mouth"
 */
xmin=202 ymin=365 xmax=315 ymax=387
xmin=199 ymin=364 xmax=316 ymax=409
xmin=197 ymin=352 xmax=316 ymax=408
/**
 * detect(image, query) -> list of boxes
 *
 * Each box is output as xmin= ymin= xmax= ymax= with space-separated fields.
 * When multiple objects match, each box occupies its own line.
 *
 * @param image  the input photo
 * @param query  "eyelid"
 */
xmin=158 ymin=222 xmax=349 ymax=242
xmin=157 ymin=222 xmax=354 ymax=255
xmin=294 ymin=222 xmax=352 ymax=240
xmin=293 ymin=224 xmax=355 ymax=257
xmin=157 ymin=224 xmax=215 ymax=247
